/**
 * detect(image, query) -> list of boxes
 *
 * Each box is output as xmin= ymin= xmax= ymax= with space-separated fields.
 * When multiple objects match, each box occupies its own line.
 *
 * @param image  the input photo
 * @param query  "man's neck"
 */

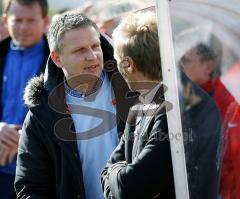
xmin=11 ymin=38 xmax=44 ymax=51
xmin=129 ymin=78 xmax=159 ymax=95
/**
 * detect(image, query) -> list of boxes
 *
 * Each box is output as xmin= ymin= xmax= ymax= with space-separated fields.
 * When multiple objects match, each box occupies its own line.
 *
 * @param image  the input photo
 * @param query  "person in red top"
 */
xmin=220 ymin=100 xmax=240 ymax=199
xmin=180 ymin=42 xmax=240 ymax=199
xmin=220 ymin=61 xmax=240 ymax=199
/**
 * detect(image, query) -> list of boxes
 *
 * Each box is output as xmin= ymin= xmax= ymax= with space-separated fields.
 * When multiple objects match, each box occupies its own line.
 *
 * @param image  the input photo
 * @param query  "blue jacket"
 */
xmin=0 ymin=36 xmax=50 ymax=120
xmin=0 ymin=36 xmax=50 ymax=174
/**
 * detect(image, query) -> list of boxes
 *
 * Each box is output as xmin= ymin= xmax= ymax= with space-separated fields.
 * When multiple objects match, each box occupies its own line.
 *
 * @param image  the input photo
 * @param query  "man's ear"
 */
xmin=126 ymin=56 xmax=136 ymax=74
xmin=51 ymin=51 xmax=63 ymax=68
xmin=2 ymin=14 xmax=8 ymax=26
xmin=205 ymin=60 xmax=215 ymax=74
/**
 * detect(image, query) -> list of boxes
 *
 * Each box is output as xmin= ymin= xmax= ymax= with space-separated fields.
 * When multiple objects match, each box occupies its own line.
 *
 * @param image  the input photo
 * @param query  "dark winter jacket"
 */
xmin=181 ymin=74 xmax=222 ymax=199
xmin=101 ymin=84 xmax=175 ymax=199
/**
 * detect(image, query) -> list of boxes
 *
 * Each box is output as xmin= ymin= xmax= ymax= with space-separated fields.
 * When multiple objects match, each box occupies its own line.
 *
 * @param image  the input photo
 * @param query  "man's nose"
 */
xmin=19 ymin=21 xmax=29 ymax=30
xmin=85 ymin=49 xmax=97 ymax=61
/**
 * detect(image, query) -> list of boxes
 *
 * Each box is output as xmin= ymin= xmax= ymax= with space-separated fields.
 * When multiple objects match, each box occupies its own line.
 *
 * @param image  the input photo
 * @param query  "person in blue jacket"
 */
xmin=0 ymin=0 xmax=49 ymax=198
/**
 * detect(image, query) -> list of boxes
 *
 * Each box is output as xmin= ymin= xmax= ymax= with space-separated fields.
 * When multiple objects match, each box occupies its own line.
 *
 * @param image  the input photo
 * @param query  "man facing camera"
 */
xmin=0 ymin=0 xmax=49 ymax=198
xmin=15 ymin=11 xmax=135 ymax=199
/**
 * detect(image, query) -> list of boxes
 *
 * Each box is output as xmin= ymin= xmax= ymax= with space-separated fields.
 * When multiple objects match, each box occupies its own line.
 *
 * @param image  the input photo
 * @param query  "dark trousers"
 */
xmin=0 ymin=172 xmax=16 ymax=199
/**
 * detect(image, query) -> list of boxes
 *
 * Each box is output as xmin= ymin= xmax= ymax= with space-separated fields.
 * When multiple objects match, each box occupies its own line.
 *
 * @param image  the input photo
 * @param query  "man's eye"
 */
xmin=14 ymin=19 xmax=22 ymax=23
xmin=28 ymin=19 xmax=36 ymax=23
xmin=74 ymin=48 xmax=84 ymax=53
xmin=92 ymin=44 xmax=100 ymax=48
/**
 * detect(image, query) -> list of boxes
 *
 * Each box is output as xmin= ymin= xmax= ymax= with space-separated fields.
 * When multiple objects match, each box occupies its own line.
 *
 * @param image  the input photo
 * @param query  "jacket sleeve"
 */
xmin=101 ymin=133 xmax=126 ymax=199
xmin=103 ymin=115 xmax=173 ymax=199
xmin=15 ymin=111 xmax=55 ymax=199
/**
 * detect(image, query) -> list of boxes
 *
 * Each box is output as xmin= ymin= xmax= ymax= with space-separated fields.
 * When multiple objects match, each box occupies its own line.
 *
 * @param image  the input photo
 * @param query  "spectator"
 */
xmin=180 ymin=41 xmax=239 ymax=199
xmin=180 ymin=42 xmax=235 ymax=122
xmin=220 ymin=61 xmax=240 ymax=199
xmin=220 ymin=100 xmax=240 ymax=199
xmin=179 ymin=71 xmax=222 ymax=199
xmin=0 ymin=0 xmax=49 ymax=198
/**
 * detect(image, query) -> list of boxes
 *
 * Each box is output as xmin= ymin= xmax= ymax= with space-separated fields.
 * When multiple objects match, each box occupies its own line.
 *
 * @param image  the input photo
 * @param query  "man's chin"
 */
xmin=83 ymin=70 xmax=102 ymax=78
xmin=14 ymin=38 xmax=38 ymax=48
xmin=15 ymin=42 xmax=34 ymax=48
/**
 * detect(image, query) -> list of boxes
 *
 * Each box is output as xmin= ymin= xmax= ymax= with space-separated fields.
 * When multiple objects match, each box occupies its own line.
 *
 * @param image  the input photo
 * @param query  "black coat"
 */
xmin=101 ymin=76 xmax=222 ymax=199
xmin=14 ymin=35 xmax=136 ymax=199
xmin=0 ymin=36 xmax=49 ymax=119
xmin=101 ymin=84 xmax=175 ymax=199
xmin=180 ymin=74 xmax=222 ymax=199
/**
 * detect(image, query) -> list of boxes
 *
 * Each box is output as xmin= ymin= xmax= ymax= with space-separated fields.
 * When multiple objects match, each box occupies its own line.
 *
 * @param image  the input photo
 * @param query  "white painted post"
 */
xmin=155 ymin=0 xmax=190 ymax=198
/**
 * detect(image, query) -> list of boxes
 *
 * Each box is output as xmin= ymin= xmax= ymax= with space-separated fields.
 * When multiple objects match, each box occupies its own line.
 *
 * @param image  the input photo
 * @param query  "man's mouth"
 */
xmin=19 ymin=35 xmax=31 ymax=39
xmin=84 ymin=64 xmax=99 ymax=71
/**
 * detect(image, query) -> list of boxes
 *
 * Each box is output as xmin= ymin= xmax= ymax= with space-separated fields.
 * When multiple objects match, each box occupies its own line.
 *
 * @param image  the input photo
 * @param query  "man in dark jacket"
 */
xmin=101 ymin=12 xmax=175 ymax=199
xmin=0 ymin=0 xmax=49 ymax=198
xmin=15 ymin=11 xmax=135 ymax=199
xmin=180 ymin=41 xmax=237 ymax=199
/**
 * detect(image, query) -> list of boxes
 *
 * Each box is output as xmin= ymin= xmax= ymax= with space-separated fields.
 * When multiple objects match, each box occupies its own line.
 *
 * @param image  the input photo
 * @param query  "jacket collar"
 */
xmin=126 ymin=83 xmax=170 ymax=126
xmin=0 ymin=37 xmax=11 ymax=71
xmin=0 ymin=36 xmax=49 ymax=74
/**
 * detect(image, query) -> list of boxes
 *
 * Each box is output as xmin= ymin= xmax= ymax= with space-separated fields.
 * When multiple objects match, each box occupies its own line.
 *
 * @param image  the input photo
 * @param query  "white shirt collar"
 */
xmin=138 ymin=82 xmax=162 ymax=104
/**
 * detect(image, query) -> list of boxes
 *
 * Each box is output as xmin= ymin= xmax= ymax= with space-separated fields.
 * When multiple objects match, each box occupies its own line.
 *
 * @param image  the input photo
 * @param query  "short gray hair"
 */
xmin=47 ymin=10 xmax=100 ymax=53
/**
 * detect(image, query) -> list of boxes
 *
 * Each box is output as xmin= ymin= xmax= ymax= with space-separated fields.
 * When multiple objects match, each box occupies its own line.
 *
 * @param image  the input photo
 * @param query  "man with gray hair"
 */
xmin=15 ymin=10 xmax=134 ymax=199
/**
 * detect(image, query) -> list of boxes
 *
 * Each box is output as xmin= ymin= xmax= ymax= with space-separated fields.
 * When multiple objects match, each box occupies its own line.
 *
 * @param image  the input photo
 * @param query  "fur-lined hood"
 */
xmin=24 ymin=74 xmax=45 ymax=108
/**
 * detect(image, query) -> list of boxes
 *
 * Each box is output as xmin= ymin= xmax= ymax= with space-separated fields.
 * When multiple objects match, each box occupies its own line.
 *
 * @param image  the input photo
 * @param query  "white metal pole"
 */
xmin=155 ymin=0 xmax=189 ymax=198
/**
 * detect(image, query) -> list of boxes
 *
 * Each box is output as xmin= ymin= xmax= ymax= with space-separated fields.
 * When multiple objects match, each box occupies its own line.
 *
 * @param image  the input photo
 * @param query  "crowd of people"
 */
xmin=0 ymin=0 xmax=239 ymax=199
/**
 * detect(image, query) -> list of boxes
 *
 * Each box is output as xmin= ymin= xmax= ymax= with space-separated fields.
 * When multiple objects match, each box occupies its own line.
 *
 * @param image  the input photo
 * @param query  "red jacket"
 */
xmin=201 ymin=77 xmax=240 ymax=199
xmin=221 ymin=101 xmax=240 ymax=199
